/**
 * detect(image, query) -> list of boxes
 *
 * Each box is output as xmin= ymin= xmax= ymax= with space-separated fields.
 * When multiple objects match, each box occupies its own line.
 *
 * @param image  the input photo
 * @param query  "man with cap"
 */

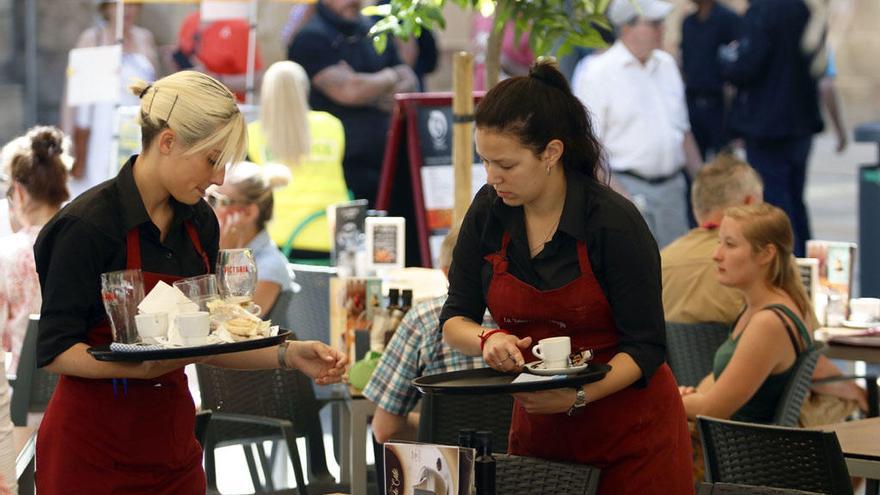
xmin=575 ymin=0 xmax=703 ymax=249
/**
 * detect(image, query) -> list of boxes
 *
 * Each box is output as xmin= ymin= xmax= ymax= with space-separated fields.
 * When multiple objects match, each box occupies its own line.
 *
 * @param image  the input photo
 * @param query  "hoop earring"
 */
xmin=546 ymin=166 xmax=551 ymax=176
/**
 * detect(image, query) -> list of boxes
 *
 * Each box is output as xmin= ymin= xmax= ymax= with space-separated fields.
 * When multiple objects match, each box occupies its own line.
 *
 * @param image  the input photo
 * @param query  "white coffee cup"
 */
xmin=849 ymin=298 xmax=880 ymax=323
xmin=135 ymin=312 xmax=168 ymax=343
xmin=531 ymin=336 xmax=571 ymax=369
xmin=177 ymin=311 xmax=210 ymax=346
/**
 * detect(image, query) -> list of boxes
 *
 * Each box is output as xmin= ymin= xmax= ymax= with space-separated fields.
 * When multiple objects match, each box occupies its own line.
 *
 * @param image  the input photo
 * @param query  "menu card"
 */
xmin=805 ymin=240 xmax=857 ymax=323
xmin=384 ymin=441 xmax=474 ymax=495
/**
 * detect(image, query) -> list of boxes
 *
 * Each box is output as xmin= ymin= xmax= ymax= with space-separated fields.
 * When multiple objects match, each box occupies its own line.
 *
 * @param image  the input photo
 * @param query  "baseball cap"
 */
xmin=606 ymin=0 xmax=673 ymax=27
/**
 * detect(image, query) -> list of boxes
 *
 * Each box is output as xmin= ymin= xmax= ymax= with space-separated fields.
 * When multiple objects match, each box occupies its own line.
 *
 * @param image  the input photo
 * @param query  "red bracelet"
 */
xmin=479 ymin=329 xmax=510 ymax=351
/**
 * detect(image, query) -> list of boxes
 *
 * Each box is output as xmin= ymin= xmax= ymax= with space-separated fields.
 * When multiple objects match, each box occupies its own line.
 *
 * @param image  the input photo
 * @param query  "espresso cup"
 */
xmin=135 ymin=312 xmax=168 ymax=343
xmin=531 ymin=336 xmax=571 ymax=369
xmin=177 ymin=311 xmax=210 ymax=346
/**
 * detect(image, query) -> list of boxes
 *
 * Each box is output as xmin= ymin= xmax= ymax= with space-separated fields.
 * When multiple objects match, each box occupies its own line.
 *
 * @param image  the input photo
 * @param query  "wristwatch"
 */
xmin=566 ymin=388 xmax=587 ymax=416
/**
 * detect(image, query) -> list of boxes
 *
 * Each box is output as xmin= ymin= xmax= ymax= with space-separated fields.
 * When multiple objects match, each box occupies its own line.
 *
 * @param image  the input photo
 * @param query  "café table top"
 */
xmin=814 ymin=327 xmax=880 ymax=364
xmin=814 ymin=417 xmax=880 ymax=461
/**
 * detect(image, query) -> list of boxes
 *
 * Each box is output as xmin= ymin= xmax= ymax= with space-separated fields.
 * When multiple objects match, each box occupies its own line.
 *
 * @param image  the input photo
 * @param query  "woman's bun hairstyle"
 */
xmin=1 ymin=125 xmax=70 ymax=208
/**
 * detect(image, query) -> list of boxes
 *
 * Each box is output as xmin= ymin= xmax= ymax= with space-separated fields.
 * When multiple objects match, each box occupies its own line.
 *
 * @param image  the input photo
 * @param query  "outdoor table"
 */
xmin=814 ymin=327 xmax=880 ymax=363
xmin=336 ymin=386 xmax=376 ymax=495
xmin=814 ymin=417 xmax=880 ymax=494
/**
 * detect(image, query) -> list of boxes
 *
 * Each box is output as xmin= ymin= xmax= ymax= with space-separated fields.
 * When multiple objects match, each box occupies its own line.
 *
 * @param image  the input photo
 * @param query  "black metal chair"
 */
xmin=698 ymin=482 xmax=823 ymax=495
xmin=417 ymin=392 xmax=514 ymax=454
xmin=772 ymin=343 xmax=824 ymax=427
xmin=697 ymin=416 xmax=853 ymax=495
xmin=265 ymin=289 xmax=295 ymax=331
xmin=286 ymin=264 xmax=336 ymax=345
xmin=495 ymin=454 xmax=600 ymax=494
xmin=10 ymin=314 xmax=59 ymax=426
xmin=197 ymin=346 xmax=346 ymax=495
xmin=666 ymin=321 xmax=730 ymax=387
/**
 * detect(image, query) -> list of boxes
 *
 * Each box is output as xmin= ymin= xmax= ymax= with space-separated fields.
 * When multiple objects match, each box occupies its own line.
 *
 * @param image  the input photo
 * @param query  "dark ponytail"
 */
xmin=474 ymin=60 xmax=606 ymax=181
xmin=6 ymin=126 xmax=70 ymax=208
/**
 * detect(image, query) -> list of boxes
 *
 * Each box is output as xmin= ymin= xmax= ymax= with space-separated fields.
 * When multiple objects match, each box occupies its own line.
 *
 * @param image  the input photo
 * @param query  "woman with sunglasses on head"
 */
xmin=33 ymin=70 xmax=347 ymax=494
xmin=440 ymin=61 xmax=692 ymax=494
xmin=206 ymin=161 xmax=292 ymax=317
xmin=0 ymin=126 xmax=70 ymax=375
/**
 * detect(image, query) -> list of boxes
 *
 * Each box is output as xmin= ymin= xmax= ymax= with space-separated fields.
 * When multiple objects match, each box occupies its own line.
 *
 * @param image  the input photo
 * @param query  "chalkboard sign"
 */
xmin=376 ymin=92 xmax=485 ymax=268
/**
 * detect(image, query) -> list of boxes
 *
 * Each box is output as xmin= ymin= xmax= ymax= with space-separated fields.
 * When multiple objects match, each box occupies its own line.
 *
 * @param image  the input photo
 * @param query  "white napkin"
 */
xmin=137 ymin=281 xmax=193 ymax=345
xmin=511 ymin=373 xmax=566 ymax=383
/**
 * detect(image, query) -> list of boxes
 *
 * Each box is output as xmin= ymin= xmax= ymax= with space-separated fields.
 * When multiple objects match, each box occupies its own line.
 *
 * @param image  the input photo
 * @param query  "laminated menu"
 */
xmin=384 ymin=442 xmax=475 ymax=495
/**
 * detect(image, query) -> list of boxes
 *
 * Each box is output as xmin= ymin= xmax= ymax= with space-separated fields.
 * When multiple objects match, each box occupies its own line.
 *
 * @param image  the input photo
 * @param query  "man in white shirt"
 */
xmin=575 ymin=0 xmax=702 ymax=248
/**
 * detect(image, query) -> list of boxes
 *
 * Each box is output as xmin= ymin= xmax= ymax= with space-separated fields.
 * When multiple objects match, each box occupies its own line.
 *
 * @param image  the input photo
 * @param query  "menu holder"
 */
xmin=412 ymin=363 xmax=610 ymax=395
xmin=87 ymin=330 xmax=290 ymax=362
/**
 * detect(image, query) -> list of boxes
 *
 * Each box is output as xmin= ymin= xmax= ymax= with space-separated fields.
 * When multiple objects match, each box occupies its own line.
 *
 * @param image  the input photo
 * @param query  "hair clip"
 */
xmin=138 ymin=84 xmax=152 ymax=99
xmin=166 ymin=94 xmax=179 ymax=122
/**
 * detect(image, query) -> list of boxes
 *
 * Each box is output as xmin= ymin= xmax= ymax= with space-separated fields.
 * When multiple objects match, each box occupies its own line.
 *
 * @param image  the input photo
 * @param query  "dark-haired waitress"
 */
xmin=441 ymin=61 xmax=692 ymax=494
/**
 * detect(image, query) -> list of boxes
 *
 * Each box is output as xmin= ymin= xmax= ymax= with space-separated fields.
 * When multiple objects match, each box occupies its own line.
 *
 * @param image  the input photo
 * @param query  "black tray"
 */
xmin=87 ymin=330 xmax=291 ymax=362
xmin=412 ymin=363 xmax=611 ymax=395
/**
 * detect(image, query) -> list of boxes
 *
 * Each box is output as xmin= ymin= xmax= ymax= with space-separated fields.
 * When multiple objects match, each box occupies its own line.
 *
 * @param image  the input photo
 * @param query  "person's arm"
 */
xmin=720 ymin=3 xmax=772 ymax=85
xmin=45 ymin=344 xmax=200 ymax=379
xmin=681 ymin=310 xmax=795 ymax=419
xmin=253 ymin=280 xmax=281 ymax=318
xmin=683 ymin=131 xmax=703 ymax=178
xmin=372 ymin=407 xmax=419 ymax=444
xmin=819 ymin=77 xmax=848 ymax=153
xmin=312 ymin=62 xmax=406 ymax=107
xmin=203 ymin=340 xmax=347 ymax=384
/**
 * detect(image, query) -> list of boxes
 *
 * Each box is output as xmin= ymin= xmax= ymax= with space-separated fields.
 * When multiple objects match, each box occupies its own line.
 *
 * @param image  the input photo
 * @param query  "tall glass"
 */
xmin=216 ymin=248 xmax=258 ymax=306
xmin=173 ymin=274 xmax=221 ymax=312
xmin=100 ymin=269 xmax=145 ymax=344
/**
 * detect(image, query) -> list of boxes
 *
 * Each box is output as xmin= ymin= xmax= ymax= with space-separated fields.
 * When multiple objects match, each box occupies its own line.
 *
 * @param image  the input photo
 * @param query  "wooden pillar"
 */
xmin=452 ymin=51 xmax=475 ymax=228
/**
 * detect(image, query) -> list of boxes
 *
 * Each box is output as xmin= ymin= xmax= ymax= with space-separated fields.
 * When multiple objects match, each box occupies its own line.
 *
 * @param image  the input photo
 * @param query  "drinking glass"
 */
xmin=173 ymin=274 xmax=221 ymax=312
xmin=216 ymin=248 xmax=258 ymax=306
xmin=100 ymin=269 xmax=145 ymax=344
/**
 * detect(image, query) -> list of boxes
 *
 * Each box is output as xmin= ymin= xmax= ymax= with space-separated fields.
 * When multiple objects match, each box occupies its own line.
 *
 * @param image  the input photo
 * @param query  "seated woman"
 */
xmin=681 ymin=203 xmax=817 ymax=423
xmin=247 ymin=61 xmax=350 ymax=256
xmin=206 ymin=161 xmax=292 ymax=318
xmin=0 ymin=126 xmax=70 ymax=374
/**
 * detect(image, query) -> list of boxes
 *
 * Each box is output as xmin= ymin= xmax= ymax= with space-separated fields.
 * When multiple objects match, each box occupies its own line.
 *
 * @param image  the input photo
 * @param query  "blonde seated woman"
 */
xmin=681 ymin=203 xmax=818 ymax=423
xmin=247 ymin=60 xmax=349 ymax=255
xmin=207 ymin=161 xmax=293 ymax=318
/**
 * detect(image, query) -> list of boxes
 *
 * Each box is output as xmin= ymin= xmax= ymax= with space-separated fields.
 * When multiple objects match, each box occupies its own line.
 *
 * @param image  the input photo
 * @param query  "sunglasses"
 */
xmin=204 ymin=190 xmax=241 ymax=208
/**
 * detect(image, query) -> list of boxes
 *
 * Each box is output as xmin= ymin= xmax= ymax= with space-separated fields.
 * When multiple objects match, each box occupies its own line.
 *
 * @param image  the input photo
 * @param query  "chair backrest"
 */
xmin=195 ymin=336 xmax=332 ymax=479
xmin=772 ymin=343 xmax=823 ymax=427
xmin=10 ymin=314 xmax=59 ymax=426
xmin=697 ymin=416 xmax=853 ymax=495
xmin=666 ymin=321 xmax=730 ymax=387
xmin=417 ymin=392 xmax=514 ymax=454
xmin=495 ymin=454 xmax=600 ymax=495
xmin=286 ymin=263 xmax=337 ymax=344
xmin=266 ymin=289 xmax=295 ymax=331
xmin=699 ymin=482 xmax=824 ymax=495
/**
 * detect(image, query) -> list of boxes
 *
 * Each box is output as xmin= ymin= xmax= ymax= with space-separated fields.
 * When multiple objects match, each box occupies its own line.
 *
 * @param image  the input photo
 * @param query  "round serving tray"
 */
xmin=87 ymin=330 xmax=291 ymax=362
xmin=412 ymin=363 xmax=611 ymax=395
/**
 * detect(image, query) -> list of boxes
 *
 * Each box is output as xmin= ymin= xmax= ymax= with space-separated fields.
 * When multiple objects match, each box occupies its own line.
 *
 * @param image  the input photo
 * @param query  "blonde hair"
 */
xmin=259 ymin=61 xmax=311 ymax=166
xmin=129 ymin=71 xmax=247 ymax=170
xmin=724 ymin=203 xmax=818 ymax=329
xmin=226 ymin=161 xmax=291 ymax=230
xmin=692 ymin=153 xmax=763 ymax=220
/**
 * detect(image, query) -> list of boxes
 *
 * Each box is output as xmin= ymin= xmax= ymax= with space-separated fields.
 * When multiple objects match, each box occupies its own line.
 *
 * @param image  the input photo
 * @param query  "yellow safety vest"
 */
xmin=248 ymin=112 xmax=350 ymax=252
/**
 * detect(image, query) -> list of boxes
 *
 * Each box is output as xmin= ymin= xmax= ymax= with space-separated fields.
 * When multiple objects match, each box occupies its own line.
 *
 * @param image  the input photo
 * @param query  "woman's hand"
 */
xmin=287 ymin=341 xmax=349 ymax=385
xmin=217 ymin=210 xmax=249 ymax=249
xmin=512 ymin=388 xmax=578 ymax=415
xmin=482 ymin=332 xmax=532 ymax=372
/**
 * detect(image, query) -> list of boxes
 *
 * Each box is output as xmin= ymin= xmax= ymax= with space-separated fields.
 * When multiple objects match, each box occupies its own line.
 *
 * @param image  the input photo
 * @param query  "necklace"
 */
xmin=529 ymin=215 xmax=562 ymax=256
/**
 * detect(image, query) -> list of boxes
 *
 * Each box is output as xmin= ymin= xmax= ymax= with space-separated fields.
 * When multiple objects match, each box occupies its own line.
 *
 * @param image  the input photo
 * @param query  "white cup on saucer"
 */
xmin=135 ymin=312 xmax=168 ymax=343
xmin=531 ymin=336 xmax=571 ymax=369
xmin=177 ymin=311 xmax=210 ymax=346
xmin=849 ymin=298 xmax=880 ymax=324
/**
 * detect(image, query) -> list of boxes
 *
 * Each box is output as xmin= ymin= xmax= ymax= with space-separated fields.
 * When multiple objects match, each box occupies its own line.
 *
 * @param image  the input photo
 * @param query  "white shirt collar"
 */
xmin=606 ymin=41 xmax=661 ymax=72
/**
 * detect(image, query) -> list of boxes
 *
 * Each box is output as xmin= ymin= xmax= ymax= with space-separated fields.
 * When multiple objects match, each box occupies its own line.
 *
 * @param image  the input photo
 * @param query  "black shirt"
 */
xmin=288 ymin=2 xmax=401 ymax=165
xmin=439 ymin=172 xmax=667 ymax=386
xmin=681 ymin=3 xmax=742 ymax=94
xmin=34 ymin=156 xmax=220 ymax=367
xmin=722 ymin=0 xmax=824 ymax=139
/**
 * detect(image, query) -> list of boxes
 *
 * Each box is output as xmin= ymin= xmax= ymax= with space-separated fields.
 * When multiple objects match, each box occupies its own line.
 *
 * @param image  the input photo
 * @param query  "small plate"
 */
xmin=524 ymin=361 xmax=589 ymax=376
xmin=841 ymin=320 xmax=880 ymax=329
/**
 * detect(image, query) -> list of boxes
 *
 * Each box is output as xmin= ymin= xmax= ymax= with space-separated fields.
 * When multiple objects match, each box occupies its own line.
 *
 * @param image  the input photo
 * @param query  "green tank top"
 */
xmin=711 ymin=304 xmax=813 ymax=423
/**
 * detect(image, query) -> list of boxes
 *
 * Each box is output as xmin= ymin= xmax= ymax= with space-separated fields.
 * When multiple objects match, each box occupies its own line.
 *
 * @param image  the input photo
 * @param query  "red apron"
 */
xmin=486 ymin=233 xmax=693 ymax=495
xmin=36 ymin=222 xmax=210 ymax=494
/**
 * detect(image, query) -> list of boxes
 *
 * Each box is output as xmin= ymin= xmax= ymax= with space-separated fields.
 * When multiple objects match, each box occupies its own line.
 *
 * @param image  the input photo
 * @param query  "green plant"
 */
xmin=364 ymin=0 xmax=612 ymax=58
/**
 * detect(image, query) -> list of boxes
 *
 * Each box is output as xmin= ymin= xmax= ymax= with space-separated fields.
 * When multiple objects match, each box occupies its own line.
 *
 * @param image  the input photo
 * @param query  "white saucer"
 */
xmin=841 ymin=320 xmax=880 ymax=329
xmin=524 ymin=361 xmax=589 ymax=376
